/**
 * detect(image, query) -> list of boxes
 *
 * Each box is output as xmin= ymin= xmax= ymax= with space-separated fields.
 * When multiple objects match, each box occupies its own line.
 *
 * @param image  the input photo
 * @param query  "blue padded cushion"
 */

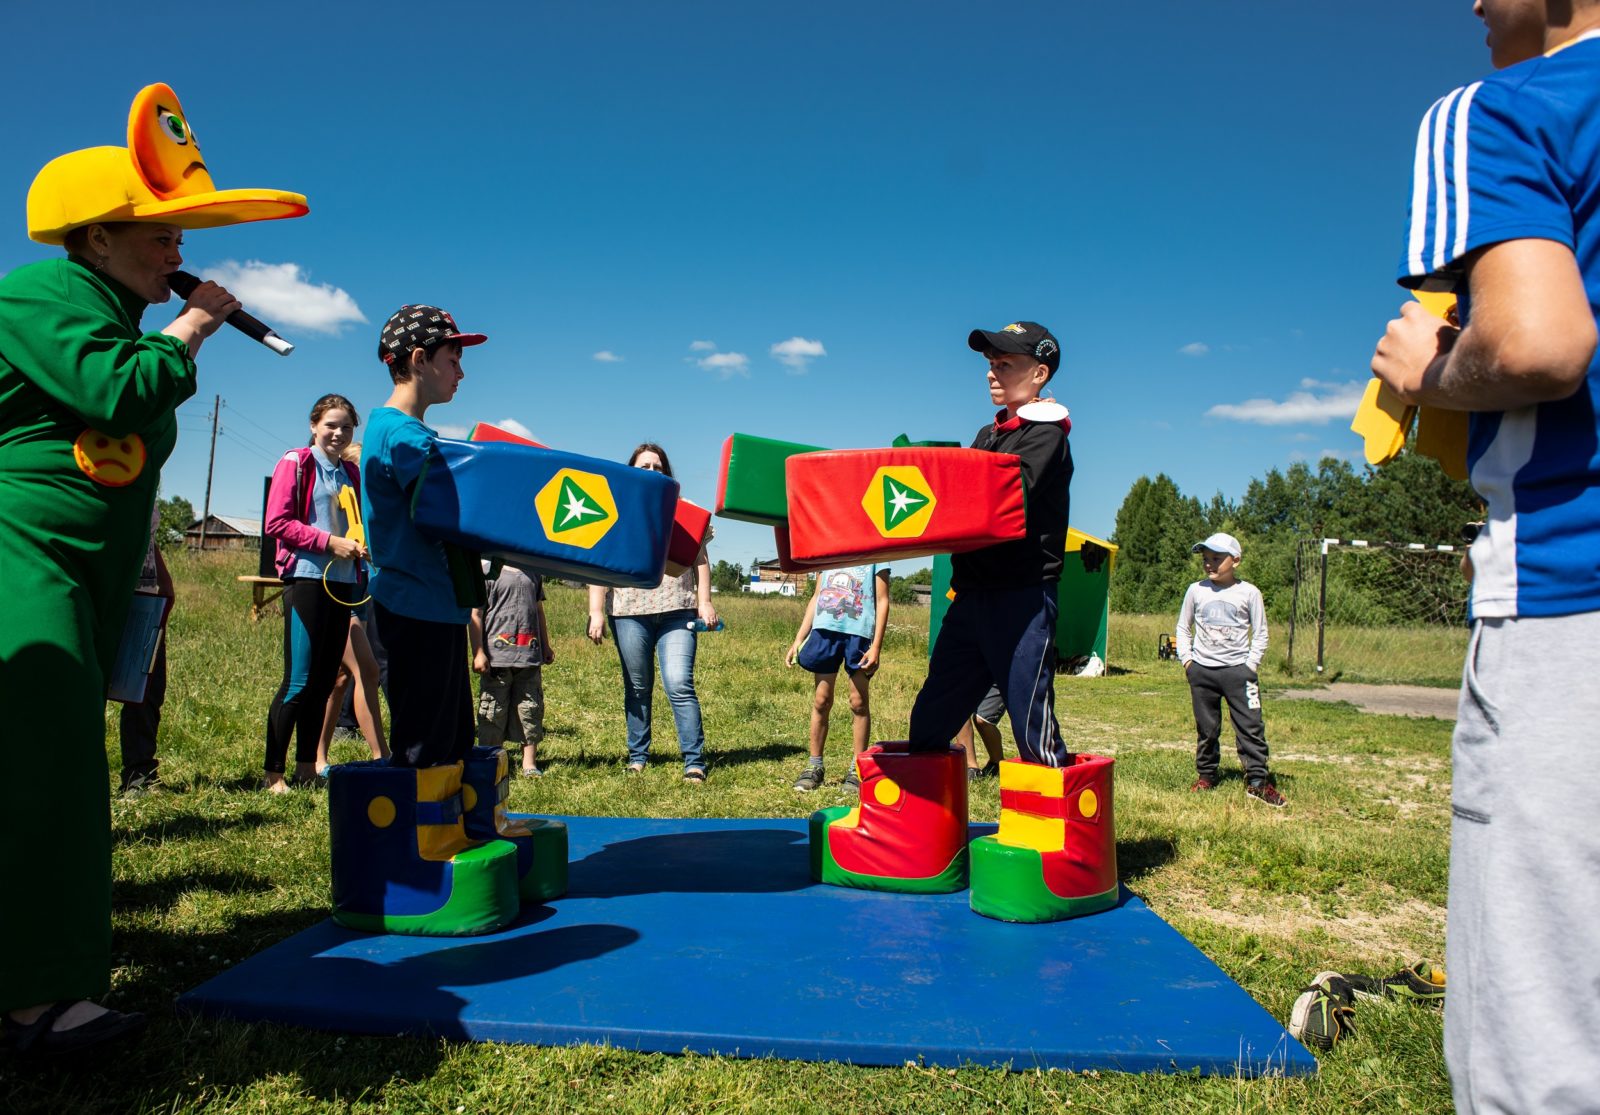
xmin=413 ymin=439 xmax=679 ymax=589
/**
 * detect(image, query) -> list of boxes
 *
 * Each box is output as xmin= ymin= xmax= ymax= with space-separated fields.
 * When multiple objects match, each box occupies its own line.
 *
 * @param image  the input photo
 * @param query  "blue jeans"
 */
xmin=611 ymin=610 xmax=705 ymax=770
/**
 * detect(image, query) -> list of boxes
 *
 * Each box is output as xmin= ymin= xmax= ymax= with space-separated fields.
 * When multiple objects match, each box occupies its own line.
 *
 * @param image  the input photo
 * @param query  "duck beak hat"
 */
xmin=26 ymin=82 xmax=308 ymax=245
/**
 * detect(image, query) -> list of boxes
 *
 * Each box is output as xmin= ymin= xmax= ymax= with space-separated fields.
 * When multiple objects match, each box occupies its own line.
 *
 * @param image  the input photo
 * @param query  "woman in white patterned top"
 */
xmin=587 ymin=443 xmax=718 ymax=781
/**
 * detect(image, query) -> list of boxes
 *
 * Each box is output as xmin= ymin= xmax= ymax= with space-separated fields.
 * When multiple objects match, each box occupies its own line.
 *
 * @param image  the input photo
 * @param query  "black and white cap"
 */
xmin=378 ymin=305 xmax=487 ymax=365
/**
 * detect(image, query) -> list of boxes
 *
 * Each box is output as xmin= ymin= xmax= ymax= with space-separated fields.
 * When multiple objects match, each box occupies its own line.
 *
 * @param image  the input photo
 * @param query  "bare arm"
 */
xmin=786 ymin=587 xmax=821 ymax=666
xmin=469 ymin=607 xmax=487 ymax=674
xmin=858 ymin=569 xmax=892 ymax=676
xmin=695 ymin=551 xmax=717 ymax=628
xmin=587 ymin=584 xmax=609 ymax=644
xmin=537 ymin=601 xmax=554 ymax=665
xmin=1373 ymin=239 xmax=1596 ymax=409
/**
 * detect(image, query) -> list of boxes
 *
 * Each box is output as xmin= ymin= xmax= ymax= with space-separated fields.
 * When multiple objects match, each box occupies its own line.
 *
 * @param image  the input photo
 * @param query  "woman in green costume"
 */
xmin=0 ymin=83 xmax=306 ymax=1055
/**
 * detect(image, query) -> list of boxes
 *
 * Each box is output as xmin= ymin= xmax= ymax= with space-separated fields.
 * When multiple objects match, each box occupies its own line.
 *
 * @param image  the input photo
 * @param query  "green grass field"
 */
xmin=2 ymin=552 xmax=1459 ymax=1113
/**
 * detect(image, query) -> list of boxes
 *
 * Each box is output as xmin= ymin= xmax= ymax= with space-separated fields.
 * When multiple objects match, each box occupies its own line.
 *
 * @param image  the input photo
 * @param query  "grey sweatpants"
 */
xmin=1448 ymin=612 xmax=1600 ymax=1114
xmin=1187 ymin=662 xmax=1270 ymax=783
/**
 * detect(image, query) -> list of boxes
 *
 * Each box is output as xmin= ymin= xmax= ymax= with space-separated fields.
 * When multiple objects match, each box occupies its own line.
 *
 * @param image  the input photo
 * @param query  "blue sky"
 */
xmin=2 ymin=2 xmax=1493 ymax=572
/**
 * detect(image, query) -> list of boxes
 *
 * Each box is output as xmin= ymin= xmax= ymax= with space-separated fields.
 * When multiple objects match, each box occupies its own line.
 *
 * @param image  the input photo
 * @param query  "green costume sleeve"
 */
xmin=0 ymin=260 xmax=197 ymax=437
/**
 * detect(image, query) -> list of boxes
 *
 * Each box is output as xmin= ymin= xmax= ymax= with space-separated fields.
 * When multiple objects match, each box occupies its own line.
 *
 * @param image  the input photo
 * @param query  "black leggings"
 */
xmin=264 ymin=578 xmax=355 ymax=774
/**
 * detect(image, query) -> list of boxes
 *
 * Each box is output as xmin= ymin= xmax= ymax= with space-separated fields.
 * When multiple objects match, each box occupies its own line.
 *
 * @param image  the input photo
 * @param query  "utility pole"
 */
xmin=199 ymin=394 xmax=221 ymax=552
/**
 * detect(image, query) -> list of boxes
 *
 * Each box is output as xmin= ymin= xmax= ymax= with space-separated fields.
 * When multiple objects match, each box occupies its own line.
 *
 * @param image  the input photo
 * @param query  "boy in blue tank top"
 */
xmin=1370 ymin=4 xmax=1600 ymax=1109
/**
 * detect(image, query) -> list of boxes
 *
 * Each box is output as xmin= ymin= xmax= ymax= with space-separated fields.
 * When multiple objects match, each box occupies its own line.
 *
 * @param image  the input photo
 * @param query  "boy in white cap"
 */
xmin=1175 ymin=532 xmax=1282 ymax=806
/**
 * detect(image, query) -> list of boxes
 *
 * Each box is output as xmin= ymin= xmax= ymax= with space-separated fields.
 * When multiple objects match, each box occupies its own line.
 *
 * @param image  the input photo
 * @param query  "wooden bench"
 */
xmin=237 ymin=575 xmax=285 ymax=622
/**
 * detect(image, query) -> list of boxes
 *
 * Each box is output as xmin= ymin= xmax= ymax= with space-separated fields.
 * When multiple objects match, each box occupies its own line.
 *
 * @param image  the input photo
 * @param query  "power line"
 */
xmin=221 ymin=400 xmax=298 ymax=449
xmin=217 ymin=427 xmax=282 ymax=466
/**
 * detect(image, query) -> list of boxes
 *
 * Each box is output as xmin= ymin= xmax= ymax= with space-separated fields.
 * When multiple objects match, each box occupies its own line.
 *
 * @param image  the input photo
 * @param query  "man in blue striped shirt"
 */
xmin=1371 ymin=3 xmax=1600 ymax=1110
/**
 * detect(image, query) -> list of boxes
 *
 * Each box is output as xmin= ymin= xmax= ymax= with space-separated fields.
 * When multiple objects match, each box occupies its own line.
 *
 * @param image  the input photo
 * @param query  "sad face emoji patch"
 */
xmin=73 ymin=429 xmax=146 ymax=487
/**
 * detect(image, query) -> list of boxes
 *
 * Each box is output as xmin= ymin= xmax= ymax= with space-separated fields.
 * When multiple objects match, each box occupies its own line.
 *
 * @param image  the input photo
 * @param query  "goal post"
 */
xmin=1287 ymin=537 xmax=1470 ymax=685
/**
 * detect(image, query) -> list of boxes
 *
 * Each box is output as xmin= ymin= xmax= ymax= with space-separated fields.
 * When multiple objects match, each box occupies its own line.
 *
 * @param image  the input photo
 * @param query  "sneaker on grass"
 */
xmin=841 ymin=771 xmax=861 ymax=795
xmin=1189 ymin=777 xmax=1216 ymax=792
xmin=1289 ymin=985 xmax=1355 ymax=1053
xmin=792 ymin=765 xmax=824 ymax=793
xmin=1246 ymin=780 xmax=1287 ymax=808
xmin=1382 ymin=962 xmax=1446 ymax=1006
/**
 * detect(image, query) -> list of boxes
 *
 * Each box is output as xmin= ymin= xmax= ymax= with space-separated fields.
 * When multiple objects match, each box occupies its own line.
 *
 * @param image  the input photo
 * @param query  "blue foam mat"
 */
xmin=179 ymin=816 xmax=1315 ymax=1075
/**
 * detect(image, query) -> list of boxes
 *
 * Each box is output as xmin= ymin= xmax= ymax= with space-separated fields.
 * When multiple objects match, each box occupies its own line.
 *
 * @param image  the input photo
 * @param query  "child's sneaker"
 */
xmin=1189 ymin=777 xmax=1217 ymax=792
xmin=1289 ymin=985 xmax=1355 ymax=1052
xmin=793 ymin=765 xmax=825 ymax=792
xmin=1382 ymin=961 xmax=1446 ymax=1006
xmin=1306 ymin=970 xmax=1386 ymax=1005
xmin=1246 ymin=780 xmax=1287 ymax=807
xmin=841 ymin=771 xmax=861 ymax=795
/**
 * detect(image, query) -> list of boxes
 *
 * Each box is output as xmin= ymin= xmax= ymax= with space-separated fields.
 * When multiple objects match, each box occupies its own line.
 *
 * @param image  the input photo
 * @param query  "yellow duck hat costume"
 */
xmin=26 ymin=82 xmax=308 ymax=245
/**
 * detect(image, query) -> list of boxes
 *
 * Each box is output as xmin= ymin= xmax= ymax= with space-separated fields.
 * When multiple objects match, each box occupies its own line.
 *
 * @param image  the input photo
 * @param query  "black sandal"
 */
xmin=2 ymin=1001 xmax=146 ymax=1056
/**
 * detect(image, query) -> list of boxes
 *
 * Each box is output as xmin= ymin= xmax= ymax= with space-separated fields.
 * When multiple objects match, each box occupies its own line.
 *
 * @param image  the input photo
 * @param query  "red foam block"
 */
xmin=469 ymin=422 xmax=549 ymax=449
xmin=786 ymin=448 xmax=1026 ymax=565
xmin=665 ymin=499 xmax=712 ymax=577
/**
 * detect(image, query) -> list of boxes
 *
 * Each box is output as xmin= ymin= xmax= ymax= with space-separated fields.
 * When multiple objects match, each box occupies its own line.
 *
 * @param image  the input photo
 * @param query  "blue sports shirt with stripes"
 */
xmin=1397 ymin=31 xmax=1600 ymax=619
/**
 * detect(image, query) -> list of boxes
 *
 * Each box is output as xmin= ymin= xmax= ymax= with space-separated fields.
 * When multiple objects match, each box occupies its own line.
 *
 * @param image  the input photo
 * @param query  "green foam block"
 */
xmin=332 ymin=840 xmax=521 ymax=937
xmin=519 ymin=819 xmax=569 ymax=903
xmin=808 ymin=807 xmax=969 ymax=894
xmin=716 ymin=433 xmax=826 ymax=526
xmin=968 ymin=836 xmax=1118 ymax=923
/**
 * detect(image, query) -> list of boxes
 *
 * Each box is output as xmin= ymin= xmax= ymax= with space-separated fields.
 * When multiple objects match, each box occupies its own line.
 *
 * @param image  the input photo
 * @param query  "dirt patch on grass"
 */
xmin=1160 ymin=885 xmax=1447 ymax=963
xmin=1279 ymin=683 xmax=1459 ymax=721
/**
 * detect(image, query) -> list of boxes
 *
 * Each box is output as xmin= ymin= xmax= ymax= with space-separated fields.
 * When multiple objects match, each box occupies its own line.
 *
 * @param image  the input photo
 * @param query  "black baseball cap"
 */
xmin=378 ymin=305 xmax=487 ymax=365
xmin=968 ymin=320 xmax=1060 ymax=375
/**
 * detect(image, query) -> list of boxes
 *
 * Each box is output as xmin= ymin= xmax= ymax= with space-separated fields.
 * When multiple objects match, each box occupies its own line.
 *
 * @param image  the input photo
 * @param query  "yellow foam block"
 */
xmin=416 ymin=763 xmax=470 ymax=862
xmin=997 ymin=808 xmax=1064 ymax=854
xmin=998 ymin=761 xmax=1064 ymax=797
xmin=1352 ymin=379 xmax=1414 ymax=466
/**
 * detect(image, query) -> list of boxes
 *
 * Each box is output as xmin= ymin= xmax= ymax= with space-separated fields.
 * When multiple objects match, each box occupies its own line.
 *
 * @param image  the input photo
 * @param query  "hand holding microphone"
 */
xmin=167 ymin=269 xmax=296 ymax=356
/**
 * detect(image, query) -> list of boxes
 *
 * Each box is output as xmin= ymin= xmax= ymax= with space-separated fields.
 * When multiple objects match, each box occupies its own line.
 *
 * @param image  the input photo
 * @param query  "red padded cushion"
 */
xmin=786 ymin=448 xmax=1026 ymax=565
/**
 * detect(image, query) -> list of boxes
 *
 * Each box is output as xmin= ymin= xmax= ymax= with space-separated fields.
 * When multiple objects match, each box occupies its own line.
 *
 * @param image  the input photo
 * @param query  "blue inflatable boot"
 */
xmin=329 ymin=760 xmax=520 ymax=936
xmin=462 ymin=746 xmax=569 ymax=903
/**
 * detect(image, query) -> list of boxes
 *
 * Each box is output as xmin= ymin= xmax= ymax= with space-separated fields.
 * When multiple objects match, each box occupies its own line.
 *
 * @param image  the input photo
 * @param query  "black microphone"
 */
xmin=167 ymin=270 xmax=295 ymax=356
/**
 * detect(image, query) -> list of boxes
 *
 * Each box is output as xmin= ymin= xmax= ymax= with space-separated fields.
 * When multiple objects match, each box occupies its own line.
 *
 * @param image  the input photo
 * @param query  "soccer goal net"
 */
xmin=1286 ymin=537 xmax=1470 ymax=686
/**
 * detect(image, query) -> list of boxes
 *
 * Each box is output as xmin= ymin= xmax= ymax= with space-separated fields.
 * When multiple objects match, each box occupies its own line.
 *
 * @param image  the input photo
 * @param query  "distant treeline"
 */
xmin=1109 ymin=449 xmax=1482 ymax=623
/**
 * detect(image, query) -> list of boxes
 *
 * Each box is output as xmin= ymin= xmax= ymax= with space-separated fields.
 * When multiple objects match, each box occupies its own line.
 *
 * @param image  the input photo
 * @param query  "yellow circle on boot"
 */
xmin=874 ymin=779 xmax=902 ymax=806
xmin=462 ymin=784 xmax=478 ymax=810
xmin=368 ymin=796 xmax=396 ymax=828
xmin=1078 ymin=789 xmax=1098 ymax=819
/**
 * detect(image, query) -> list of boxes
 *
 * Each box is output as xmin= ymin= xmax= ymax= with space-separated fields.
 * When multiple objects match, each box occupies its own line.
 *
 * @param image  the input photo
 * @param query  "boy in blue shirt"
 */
xmin=362 ymin=305 xmax=487 ymax=769
xmin=907 ymin=321 xmax=1073 ymax=767
xmin=786 ymin=564 xmax=891 ymax=792
xmin=1370 ymin=4 xmax=1600 ymax=1108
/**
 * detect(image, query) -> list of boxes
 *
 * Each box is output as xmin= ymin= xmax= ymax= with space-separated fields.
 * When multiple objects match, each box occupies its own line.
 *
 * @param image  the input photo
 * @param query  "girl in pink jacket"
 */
xmin=261 ymin=394 xmax=368 ymax=791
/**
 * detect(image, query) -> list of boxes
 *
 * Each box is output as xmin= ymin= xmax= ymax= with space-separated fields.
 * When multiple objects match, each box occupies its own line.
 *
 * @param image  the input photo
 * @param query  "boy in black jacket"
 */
xmin=907 ymin=321 xmax=1073 ymax=767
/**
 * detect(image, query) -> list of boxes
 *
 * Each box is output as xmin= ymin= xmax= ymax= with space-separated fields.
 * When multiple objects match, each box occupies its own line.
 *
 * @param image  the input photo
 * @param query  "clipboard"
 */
xmin=107 ymin=591 xmax=172 ymax=704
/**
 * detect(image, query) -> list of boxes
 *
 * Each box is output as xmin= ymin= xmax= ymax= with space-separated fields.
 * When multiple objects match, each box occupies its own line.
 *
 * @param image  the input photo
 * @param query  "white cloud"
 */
xmin=770 ymin=336 xmax=827 ymax=373
xmin=493 ymin=417 xmax=540 ymax=442
xmin=1178 ymin=342 xmax=1210 ymax=357
xmin=1206 ymin=380 xmax=1365 ymax=425
xmin=198 ymin=260 xmax=366 ymax=335
xmin=434 ymin=423 xmax=470 ymax=439
xmin=1291 ymin=447 xmax=1361 ymax=463
xmin=592 ymin=350 xmax=623 ymax=363
xmin=699 ymin=351 xmax=750 ymax=378
xmin=689 ymin=340 xmax=717 ymax=351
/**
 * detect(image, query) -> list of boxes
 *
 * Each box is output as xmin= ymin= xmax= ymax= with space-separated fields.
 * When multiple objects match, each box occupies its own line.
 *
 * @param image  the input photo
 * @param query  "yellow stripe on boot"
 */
xmin=416 ymin=762 xmax=471 ymax=862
